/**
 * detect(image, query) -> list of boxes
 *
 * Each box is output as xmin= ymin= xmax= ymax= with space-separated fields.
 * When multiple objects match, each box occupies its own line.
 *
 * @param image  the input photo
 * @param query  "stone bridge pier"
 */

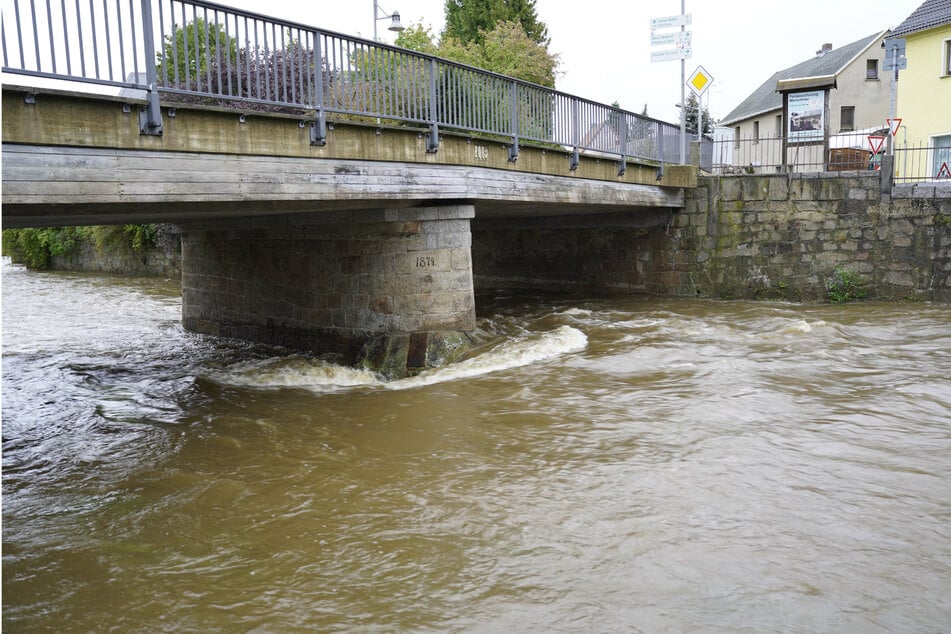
xmin=179 ymin=204 xmax=476 ymax=378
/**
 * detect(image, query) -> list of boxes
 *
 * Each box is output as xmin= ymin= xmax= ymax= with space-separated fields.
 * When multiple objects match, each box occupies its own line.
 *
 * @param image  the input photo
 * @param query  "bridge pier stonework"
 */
xmin=179 ymin=205 xmax=476 ymax=378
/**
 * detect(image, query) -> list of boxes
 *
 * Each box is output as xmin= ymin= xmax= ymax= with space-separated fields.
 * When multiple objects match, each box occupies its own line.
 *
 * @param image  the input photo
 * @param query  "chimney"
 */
xmin=816 ymin=42 xmax=833 ymax=56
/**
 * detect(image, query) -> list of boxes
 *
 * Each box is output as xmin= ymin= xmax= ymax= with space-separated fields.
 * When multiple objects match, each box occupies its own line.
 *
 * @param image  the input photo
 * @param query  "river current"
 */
xmin=2 ymin=257 xmax=950 ymax=632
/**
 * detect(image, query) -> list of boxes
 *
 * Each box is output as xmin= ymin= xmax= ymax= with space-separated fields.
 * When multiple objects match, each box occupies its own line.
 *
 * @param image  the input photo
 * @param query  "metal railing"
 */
xmin=705 ymin=130 xmax=951 ymax=183
xmin=894 ymin=142 xmax=951 ymax=184
xmin=2 ymin=0 xmax=682 ymax=169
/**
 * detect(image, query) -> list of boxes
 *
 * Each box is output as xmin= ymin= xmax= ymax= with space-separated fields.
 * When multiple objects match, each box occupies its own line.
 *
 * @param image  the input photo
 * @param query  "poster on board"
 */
xmin=787 ymin=90 xmax=824 ymax=142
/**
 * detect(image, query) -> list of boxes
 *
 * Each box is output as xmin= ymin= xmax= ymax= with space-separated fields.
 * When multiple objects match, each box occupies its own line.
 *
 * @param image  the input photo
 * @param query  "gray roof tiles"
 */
xmin=890 ymin=0 xmax=951 ymax=37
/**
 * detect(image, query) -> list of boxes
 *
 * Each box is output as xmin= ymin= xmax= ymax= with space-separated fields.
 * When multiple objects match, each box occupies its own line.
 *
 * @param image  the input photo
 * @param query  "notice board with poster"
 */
xmin=776 ymin=77 xmax=833 ymax=172
xmin=786 ymin=90 xmax=825 ymax=143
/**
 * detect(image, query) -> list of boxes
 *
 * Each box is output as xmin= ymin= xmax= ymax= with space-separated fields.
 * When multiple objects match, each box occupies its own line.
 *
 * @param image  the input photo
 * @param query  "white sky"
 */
xmin=215 ymin=0 xmax=920 ymax=125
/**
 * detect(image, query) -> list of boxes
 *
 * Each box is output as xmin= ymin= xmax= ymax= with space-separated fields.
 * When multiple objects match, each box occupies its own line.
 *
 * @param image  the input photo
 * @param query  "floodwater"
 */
xmin=2 ymin=257 xmax=950 ymax=632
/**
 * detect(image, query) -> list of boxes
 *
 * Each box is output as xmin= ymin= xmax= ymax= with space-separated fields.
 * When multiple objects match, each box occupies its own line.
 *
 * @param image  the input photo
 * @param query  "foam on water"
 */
xmin=206 ymin=356 xmax=381 ymax=391
xmin=202 ymin=326 xmax=588 ymax=392
xmin=388 ymin=325 xmax=588 ymax=390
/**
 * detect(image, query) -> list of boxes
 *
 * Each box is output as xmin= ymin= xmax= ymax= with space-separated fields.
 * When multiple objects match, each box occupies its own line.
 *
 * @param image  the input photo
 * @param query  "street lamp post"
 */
xmin=373 ymin=0 xmax=405 ymax=41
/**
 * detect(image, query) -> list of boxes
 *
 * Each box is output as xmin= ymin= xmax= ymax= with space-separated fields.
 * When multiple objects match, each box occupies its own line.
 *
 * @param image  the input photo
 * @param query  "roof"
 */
xmin=720 ymin=32 xmax=885 ymax=126
xmin=890 ymin=0 xmax=951 ymax=37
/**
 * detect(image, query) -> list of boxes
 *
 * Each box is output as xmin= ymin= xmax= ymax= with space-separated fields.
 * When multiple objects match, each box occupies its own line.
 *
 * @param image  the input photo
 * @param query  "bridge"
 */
xmin=2 ymin=0 xmax=696 ymax=377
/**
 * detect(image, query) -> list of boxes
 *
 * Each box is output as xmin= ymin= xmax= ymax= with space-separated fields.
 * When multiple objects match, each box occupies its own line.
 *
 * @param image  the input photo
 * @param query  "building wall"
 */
xmin=896 ymin=25 xmax=951 ymax=154
xmin=831 ymin=33 xmax=894 ymax=133
xmin=729 ymin=109 xmax=785 ymax=172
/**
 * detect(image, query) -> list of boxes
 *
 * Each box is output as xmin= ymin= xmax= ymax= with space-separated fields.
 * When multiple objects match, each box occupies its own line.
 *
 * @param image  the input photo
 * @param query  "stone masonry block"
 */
xmin=768 ymin=177 xmax=789 ymax=201
xmin=451 ymin=247 xmax=472 ymax=271
xmin=398 ymin=207 xmax=441 ymax=221
xmin=718 ymin=178 xmax=742 ymax=201
xmin=426 ymin=231 xmax=471 ymax=250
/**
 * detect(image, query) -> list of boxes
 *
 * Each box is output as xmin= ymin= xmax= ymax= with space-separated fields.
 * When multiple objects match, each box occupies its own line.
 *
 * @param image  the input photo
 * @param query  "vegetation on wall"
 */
xmin=2 ymin=225 xmax=166 ymax=270
xmin=1 ymin=227 xmax=82 ymax=269
xmin=825 ymin=267 xmax=869 ymax=303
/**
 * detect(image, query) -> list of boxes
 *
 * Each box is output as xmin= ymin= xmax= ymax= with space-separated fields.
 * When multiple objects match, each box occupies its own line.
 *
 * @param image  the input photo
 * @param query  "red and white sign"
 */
xmin=886 ymin=118 xmax=902 ymax=136
xmin=868 ymin=135 xmax=886 ymax=154
xmin=937 ymin=162 xmax=951 ymax=179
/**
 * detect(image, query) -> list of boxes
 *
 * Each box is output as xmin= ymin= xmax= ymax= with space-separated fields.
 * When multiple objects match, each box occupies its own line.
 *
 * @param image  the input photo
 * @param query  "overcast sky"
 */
xmin=213 ymin=0 xmax=920 ymax=125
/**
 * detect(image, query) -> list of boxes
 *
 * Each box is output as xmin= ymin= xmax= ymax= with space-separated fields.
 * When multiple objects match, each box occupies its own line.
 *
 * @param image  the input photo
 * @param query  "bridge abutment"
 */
xmin=180 ymin=205 xmax=476 ymax=378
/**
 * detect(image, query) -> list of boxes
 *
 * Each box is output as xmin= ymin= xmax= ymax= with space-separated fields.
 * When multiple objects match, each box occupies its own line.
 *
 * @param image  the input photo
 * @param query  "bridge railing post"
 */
xmin=508 ymin=81 xmax=519 ymax=162
xmin=310 ymin=32 xmax=327 ymax=146
xmin=139 ymin=0 xmax=163 ymax=135
xmin=569 ymin=100 xmax=580 ymax=170
xmin=618 ymin=111 xmax=628 ymax=177
xmin=426 ymin=58 xmax=439 ymax=153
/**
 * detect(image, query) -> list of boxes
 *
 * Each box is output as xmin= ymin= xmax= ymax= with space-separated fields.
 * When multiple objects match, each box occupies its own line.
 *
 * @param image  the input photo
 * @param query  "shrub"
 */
xmin=826 ymin=267 xmax=868 ymax=303
xmin=2 ymin=227 xmax=85 ymax=269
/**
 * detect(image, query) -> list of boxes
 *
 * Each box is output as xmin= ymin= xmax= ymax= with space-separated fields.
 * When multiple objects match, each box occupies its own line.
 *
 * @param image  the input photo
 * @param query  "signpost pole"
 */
xmin=686 ymin=65 xmax=714 ymax=168
xmin=883 ymin=37 xmax=906 ymax=156
xmin=680 ymin=0 xmax=686 ymax=165
xmin=650 ymin=5 xmax=692 ymax=163
xmin=699 ymin=90 xmax=703 ymax=143
xmin=889 ymin=42 xmax=899 ymax=155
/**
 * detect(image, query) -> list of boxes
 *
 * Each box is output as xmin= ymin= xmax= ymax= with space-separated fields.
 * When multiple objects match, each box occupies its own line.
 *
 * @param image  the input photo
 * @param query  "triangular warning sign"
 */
xmin=937 ymin=162 xmax=951 ymax=180
xmin=868 ymin=135 xmax=886 ymax=154
xmin=886 ymin=118 xmax=902 ymax=136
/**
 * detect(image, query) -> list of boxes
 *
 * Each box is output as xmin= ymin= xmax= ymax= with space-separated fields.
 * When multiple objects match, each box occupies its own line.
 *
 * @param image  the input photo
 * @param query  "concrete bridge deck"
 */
xmin=2 ymin=86 xmax=694 ymax=228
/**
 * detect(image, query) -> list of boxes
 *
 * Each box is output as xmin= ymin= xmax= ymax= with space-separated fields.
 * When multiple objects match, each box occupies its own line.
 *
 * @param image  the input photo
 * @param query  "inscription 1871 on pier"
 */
xmin=415 ymin=255 xmax=437 ymax=268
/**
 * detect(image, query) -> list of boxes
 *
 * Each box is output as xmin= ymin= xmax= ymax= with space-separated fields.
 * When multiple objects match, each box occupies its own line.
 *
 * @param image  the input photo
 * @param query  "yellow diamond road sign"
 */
xmin=688 ymin=65 xmax=713 ymax=96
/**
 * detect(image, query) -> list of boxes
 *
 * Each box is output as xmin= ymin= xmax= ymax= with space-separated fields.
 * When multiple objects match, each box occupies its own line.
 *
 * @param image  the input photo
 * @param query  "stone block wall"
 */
xmin=472 ymin=174 xmax=951 ymax=303
xmin=663 ymin=174 xmax=951 ymax=301
xmin=49 ymin=238 xmax=180 ymax=278
xmin=180 ymin=205 xmax=476 ymax=366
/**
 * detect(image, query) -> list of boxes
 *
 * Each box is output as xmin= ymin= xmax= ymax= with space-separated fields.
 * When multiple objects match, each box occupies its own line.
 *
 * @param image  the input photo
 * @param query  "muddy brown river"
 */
xmin=2 ymin=258 xmax=949 ymax=632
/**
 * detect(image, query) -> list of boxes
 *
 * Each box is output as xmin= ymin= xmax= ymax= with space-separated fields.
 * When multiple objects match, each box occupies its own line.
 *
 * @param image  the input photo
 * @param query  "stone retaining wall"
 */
xmin=50 ymin=238 xmax=181 ymax=278
xmin=664 ymin=174 xmax=951 ymax=301
xmin=472 ymin=173 xmax=951 ymax=303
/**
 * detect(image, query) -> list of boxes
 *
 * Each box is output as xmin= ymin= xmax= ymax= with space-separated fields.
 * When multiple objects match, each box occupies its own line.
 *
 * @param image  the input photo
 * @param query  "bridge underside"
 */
xmin=2 ymin=88 xmax=693 ymax=376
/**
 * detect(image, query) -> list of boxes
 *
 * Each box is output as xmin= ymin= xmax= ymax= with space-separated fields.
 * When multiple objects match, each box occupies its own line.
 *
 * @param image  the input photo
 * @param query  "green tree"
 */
xmin=399 ymin=19 xmax=558 ymax=87
xmin=395 ymin=24 xmax=441 ymax=56
xmin=156 ymin=17 xmax=237 ymax=86
xmin=684 ymin=93 xmax=713 ymax=135
xmin=440 ymin=20 xmax=557 ymax=86
xmin=444 ymin=0 xmax=549 ymax=46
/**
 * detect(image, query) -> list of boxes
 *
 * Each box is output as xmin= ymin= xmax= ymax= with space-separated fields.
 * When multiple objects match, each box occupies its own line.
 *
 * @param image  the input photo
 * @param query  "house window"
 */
xmin=944 ymin=39 xmax=951 ymax=76
xmin=933 ymin=134 xmax=951 ymax=178
xmin=753 ymin=121 xmax=760 ymax=144
xmin=734 ymin=126 xmax=740 ymax=148
xmin=776 ymin=114 xmax=783 ymax=137
xmin=840 ymin=106 xmax=855 ymax=132
xmin=866 ymin=59 xmax=879 ymax=80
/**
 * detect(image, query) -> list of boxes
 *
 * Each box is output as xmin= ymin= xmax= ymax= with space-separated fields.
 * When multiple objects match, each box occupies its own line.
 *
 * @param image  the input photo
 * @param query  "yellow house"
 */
xmin=891 ymin=0 xmax=951 ymax=181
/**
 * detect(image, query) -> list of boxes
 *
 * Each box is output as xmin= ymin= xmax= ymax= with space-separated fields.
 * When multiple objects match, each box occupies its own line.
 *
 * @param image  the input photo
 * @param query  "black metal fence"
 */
xmin=705 ymin=130 xmax=951 ymax=183
xmin=2 ymin=0 xmax=682 ymax=168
